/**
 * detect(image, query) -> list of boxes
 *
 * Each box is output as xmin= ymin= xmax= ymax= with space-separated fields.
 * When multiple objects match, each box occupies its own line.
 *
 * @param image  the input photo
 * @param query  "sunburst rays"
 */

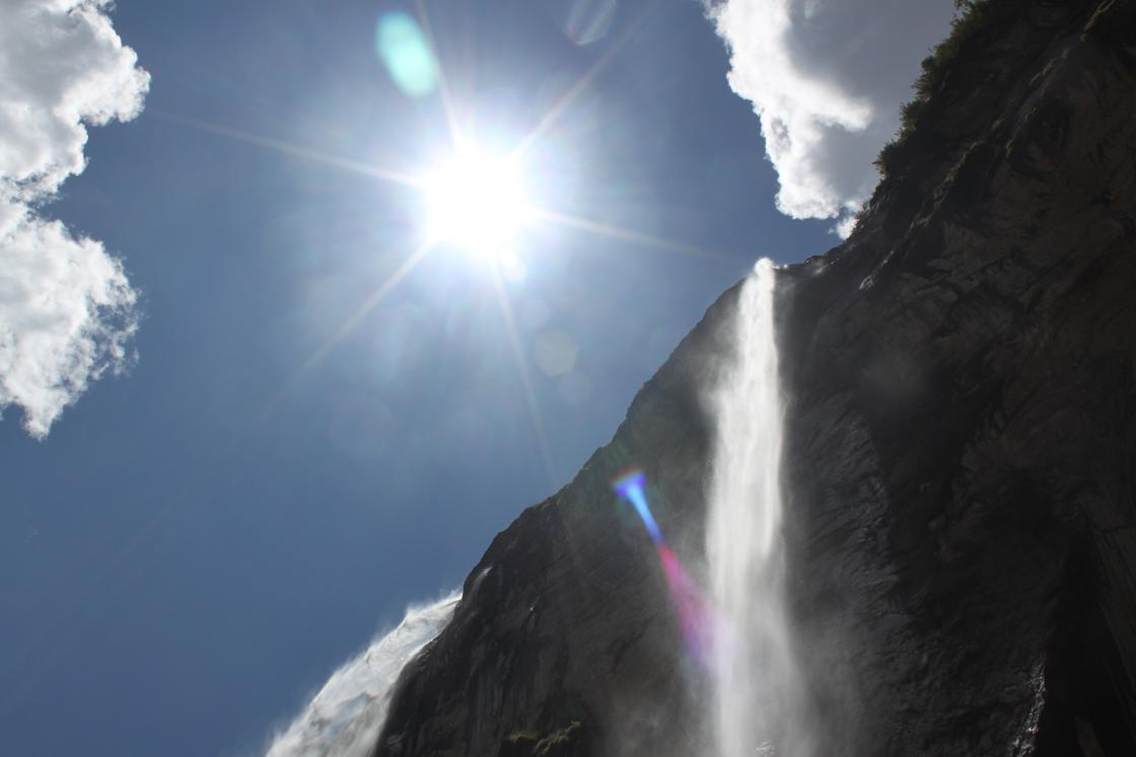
xmin=161 ymin=1 xmax=725 ymax=488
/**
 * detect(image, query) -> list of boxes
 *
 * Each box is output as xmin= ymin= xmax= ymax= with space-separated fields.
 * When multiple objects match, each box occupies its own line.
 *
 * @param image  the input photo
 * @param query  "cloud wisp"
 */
xmin=266 ymin=592 xmax=459 ymax=757
xmin=0 ymin=0 xmax=149 ymax=437
xmin=705 ymin=0 xmax=955 ymax=235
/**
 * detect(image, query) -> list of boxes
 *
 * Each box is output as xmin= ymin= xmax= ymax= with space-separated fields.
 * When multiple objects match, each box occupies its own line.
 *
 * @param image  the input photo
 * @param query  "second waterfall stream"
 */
xmin=706 ymin=258 xmax=808 ymax=757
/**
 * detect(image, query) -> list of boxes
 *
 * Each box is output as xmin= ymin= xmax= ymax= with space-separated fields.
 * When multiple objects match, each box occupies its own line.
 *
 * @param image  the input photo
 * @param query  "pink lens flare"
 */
xmin=612 ymin=469 xmax=715 ymax=666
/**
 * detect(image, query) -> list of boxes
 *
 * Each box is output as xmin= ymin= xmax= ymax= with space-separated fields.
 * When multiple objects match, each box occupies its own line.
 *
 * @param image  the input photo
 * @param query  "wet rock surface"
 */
xmin=374 ymin=2 xmax=1136 ymax=754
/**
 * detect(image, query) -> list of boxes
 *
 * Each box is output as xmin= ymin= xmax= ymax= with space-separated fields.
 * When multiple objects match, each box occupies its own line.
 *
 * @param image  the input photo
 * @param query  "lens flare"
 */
xmin=612 ymin=469 xmax=713 ymax=665
xmin=613 ymin=469 xmax=662 ymax=545
xmin=376 ymin=12 xmax=438 ymax=98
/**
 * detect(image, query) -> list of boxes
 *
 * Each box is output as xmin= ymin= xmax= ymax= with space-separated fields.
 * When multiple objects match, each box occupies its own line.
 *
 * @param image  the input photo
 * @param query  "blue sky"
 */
xmin=0 ymin=1 xmax=952 ymax=755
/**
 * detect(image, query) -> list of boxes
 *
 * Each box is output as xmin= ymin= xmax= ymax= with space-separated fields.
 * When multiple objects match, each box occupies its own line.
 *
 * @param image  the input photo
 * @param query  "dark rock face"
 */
xmin=373 ymin=280 xmax=729 ymax=757
xmin=375 ymin=2 xmax=1136 ymax=755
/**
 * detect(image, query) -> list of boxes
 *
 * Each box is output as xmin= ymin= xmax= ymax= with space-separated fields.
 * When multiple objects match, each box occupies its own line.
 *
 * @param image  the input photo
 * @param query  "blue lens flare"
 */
xmin=376 ymin=12 xmax=438 ymax=98
xmin=612 ymin=469 xmax=663 ymax=545
xmin=612 ymin=468 xmax=713 ymax=666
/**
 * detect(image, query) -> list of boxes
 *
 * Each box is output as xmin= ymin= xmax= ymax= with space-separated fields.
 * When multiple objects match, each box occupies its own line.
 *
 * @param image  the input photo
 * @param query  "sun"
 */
xmin=422 ymin=146 xmax=532 ymax=260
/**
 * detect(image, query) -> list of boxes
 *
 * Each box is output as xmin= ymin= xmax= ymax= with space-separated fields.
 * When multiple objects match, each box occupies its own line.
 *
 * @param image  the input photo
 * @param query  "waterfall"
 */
xmin=266 ymin=592 xmax=458 ymax=757
xmin=706 ymin=259 xmax=804 ymax=757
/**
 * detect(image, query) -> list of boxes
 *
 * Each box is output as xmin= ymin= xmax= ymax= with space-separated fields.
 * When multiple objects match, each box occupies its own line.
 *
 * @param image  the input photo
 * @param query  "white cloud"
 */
xmin=707 ymin=0 xmax=956 ymax=235
xmin=0 ymin=0 xmax=149 ymax=438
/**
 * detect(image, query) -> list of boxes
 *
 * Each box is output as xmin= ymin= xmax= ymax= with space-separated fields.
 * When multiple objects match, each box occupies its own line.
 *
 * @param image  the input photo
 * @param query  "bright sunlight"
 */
xmin=422 ymin=146 xmax=532 ymax=260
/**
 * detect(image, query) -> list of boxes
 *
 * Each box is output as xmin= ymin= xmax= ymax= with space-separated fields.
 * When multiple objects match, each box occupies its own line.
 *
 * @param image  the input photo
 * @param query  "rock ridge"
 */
xmin=375 ymin=2 xmax=1136 ymax=754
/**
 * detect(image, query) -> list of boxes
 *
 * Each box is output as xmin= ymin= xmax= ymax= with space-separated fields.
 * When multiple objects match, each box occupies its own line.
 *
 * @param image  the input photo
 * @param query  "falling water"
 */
xmin=706 ymin=259 xmax=804 ymax=757
xmin=266 ymin=593 xmax=458 ymax=757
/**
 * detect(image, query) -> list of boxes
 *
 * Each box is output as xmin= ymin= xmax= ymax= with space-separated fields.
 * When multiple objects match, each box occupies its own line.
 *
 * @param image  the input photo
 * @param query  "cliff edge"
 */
xmin=375 ymin=2 xmax=1136 ymax=754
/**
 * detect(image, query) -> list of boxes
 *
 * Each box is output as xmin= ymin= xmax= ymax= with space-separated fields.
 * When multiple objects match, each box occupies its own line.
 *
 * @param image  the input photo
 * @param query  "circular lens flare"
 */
xmin=423 ymin=148 xmax=531 ymax=260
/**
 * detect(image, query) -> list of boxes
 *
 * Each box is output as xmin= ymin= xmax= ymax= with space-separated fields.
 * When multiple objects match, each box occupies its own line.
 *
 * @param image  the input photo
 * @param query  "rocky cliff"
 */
xmin=374 ymin=1 xmax=1136 ymax=754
